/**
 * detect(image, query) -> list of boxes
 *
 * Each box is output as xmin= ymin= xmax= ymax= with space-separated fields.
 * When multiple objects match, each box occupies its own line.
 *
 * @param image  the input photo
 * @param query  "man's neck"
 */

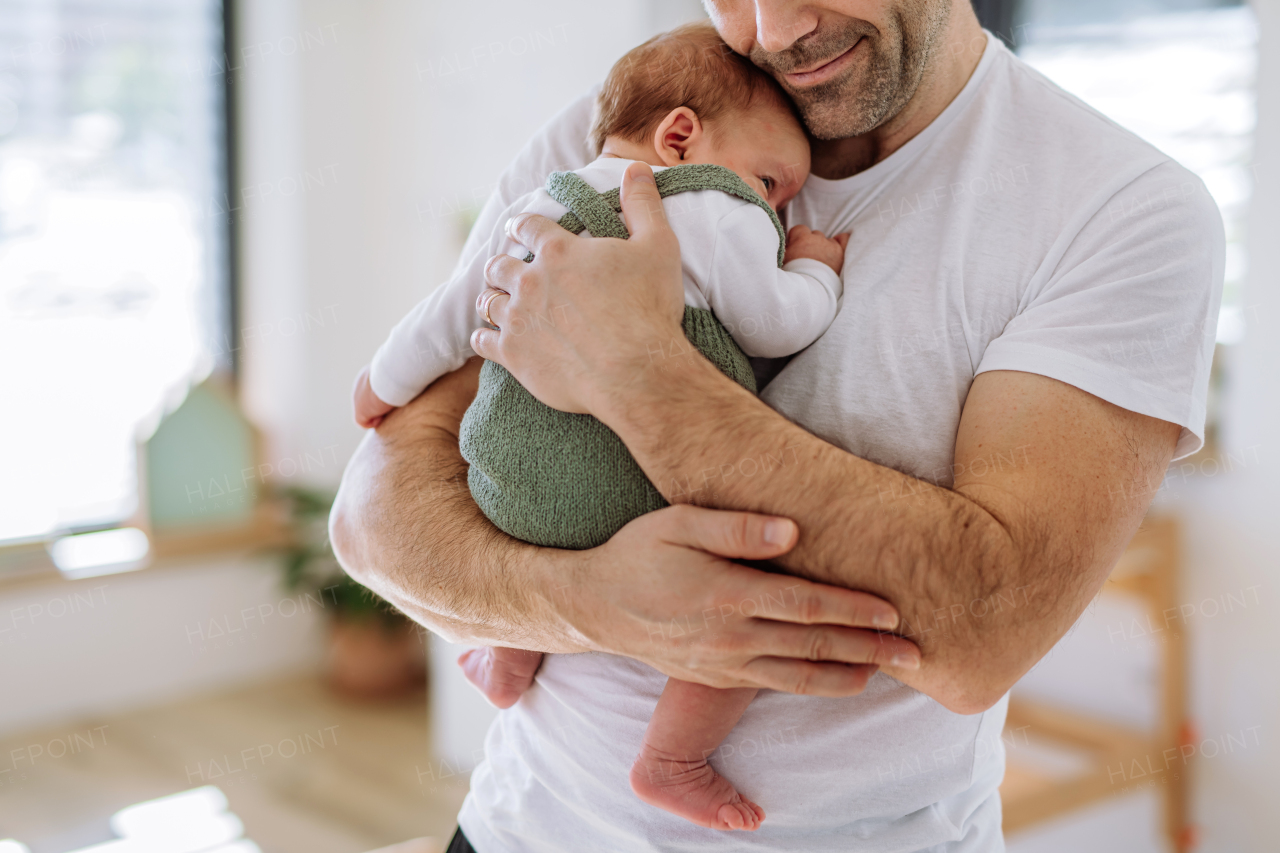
xmin=810 ymin=11 xmax=988 ymax=180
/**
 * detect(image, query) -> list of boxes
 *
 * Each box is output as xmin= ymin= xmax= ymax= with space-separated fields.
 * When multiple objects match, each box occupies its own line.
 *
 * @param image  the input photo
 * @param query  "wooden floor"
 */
xmin=0 ymin=675 xmax=469 ymax=853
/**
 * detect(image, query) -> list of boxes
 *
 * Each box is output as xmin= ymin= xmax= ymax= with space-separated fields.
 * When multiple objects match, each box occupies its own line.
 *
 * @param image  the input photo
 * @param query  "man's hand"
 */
xmin=784 ymin=224 xmax=849 ymax=272
xmin=470 ymin=161 xmax=683 ymax=415
xmin=560 ymin=504 xmax=920 ymax=695
xmin=352 ymin=364 xmax=395 ymax=429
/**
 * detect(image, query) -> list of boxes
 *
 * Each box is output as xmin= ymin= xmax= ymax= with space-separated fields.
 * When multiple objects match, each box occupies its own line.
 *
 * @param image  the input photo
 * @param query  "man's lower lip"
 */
xmin=784 ymin=39 xmax=863 ymax=87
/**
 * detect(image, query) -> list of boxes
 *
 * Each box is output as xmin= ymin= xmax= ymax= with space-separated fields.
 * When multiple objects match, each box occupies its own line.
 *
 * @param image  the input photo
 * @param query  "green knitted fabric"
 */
xmin=459 ymin=164 xmax=778 ymax=550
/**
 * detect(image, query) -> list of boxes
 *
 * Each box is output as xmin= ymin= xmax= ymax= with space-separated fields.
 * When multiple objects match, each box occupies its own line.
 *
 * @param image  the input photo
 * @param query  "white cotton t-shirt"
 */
xmin=453 ymin=34 xmax=1224 ymax=853
xmin=368 ymin=157 xmax=842 ymax=407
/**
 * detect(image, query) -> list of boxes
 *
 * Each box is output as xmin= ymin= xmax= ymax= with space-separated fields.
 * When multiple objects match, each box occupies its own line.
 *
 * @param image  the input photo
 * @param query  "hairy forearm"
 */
xmin=329 ymin=360 xmax=588 ymax=652
xmin=598 ymin=354 xmax=1156 ymax=713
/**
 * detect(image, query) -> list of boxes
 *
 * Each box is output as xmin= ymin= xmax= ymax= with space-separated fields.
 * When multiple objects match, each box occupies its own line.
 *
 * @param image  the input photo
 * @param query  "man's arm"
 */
xmin=472 ymin=162 xmax=1180 ymax=715
xmin=330 ymin=358 xmax=921 ymax=695
xmin=596 ymin=359 xmax=1176 ymax=714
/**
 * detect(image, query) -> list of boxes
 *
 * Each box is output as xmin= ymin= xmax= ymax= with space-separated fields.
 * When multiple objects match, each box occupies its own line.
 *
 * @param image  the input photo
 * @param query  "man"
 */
xmin=331 ymin=0 xmax=1222 ymax=850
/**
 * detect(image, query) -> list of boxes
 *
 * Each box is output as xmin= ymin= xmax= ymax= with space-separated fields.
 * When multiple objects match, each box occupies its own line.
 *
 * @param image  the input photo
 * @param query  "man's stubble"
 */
xmin=749 ymin=0 xmax=953 ymax=140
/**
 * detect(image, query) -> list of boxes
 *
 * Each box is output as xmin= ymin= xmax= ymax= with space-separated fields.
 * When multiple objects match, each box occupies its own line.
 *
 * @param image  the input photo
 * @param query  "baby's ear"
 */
xmin=653 ymin=107 xmax=703 ymax=166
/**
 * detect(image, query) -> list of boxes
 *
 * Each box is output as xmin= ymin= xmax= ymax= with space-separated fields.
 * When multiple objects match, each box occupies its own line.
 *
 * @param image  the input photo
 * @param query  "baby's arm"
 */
xmin=700 ymin=205 xmax=847 ymax=359
xmin=355 ymin=190 xmax=549 ymax=426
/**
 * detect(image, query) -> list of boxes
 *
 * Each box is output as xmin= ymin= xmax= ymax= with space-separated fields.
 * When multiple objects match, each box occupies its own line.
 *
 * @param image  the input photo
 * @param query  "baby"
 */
xmin=353 ymin=23 xmax=847 ymax=833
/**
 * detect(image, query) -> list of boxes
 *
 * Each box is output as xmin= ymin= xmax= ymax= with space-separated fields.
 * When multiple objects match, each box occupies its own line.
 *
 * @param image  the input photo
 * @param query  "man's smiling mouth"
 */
xmin=783 ymin=37 xmax=865 ymax=87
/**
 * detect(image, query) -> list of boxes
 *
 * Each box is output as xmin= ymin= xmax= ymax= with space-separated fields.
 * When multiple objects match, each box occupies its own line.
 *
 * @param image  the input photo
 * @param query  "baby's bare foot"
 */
xmin=457 ymin=647 xmax=543 ymax=709
xmin=629 ymin=743 xmax=764 ymax=831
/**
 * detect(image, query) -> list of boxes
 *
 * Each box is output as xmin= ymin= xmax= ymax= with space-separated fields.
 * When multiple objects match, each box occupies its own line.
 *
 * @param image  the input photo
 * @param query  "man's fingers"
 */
xmin=503 ymin=212 xmax=565 ymax=256
xmin=471 ymin=327 xmax=499 ymax=361
xmin=619 ymin=161 xmax=673 ymax=243
xmin=752 ymin=577 xmax=902 ymax=633
xmin=652 ymin=506 xmax=905 ymax=633
xmin=655 ymin=504 xmax=798 ymax=560
xmin=485 ymin=253 xmax=529 ymax=294
xmin=751 ymin=622 xmax=920 ymax=670
xmin=739 ymin=658 xmax=878 ymax=697
xmin=476 ymin=287 xmax=510 ymax=328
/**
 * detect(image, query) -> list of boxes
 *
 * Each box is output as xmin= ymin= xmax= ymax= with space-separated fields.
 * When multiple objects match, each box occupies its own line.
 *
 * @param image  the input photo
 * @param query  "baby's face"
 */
xmin=706 ymin=100 xmax=811 ymax=211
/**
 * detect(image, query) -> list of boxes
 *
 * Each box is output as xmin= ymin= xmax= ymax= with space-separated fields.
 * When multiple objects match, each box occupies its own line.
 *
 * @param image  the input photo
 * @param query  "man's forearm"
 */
xmin=329 ymin=359 xmax=588 ymax=653
xmin=596 ymin=353 xmax=1168 ymax=713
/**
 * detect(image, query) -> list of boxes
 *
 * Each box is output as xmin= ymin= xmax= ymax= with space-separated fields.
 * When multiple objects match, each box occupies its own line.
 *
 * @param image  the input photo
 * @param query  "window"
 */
xmin=0 ymin=0 xmax=230 ymax=546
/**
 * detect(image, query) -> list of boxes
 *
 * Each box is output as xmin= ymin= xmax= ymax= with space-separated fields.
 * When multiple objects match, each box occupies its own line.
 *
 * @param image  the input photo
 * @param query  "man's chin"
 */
xmin=793 ymin=91 xmax=879 ymax=140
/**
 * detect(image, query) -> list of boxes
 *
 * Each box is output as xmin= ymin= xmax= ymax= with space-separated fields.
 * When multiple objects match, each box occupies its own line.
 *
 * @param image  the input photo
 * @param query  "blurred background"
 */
xmin=0 ymin=0 xmax=1274 ymax=850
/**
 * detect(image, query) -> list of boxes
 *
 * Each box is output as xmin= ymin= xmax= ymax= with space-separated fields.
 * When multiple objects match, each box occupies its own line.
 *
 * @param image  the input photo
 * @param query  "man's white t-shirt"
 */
xmin=451 ymin=35 xmax=1223 ymax=853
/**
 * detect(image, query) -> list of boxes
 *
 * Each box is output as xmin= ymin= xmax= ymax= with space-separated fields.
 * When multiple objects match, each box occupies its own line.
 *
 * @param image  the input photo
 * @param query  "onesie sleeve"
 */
xmin=701 ymin=203 xmax=844 ymax=358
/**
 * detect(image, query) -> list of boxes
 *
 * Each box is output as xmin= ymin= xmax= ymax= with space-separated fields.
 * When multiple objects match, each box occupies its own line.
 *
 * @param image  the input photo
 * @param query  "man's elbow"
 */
xmin=943 ymin=685 xmax=1010 ymax=717
xmin=327 ymin=488 xmax=368 ymax=585
xmin=927 ymin=667 xmax=1016 ymax=716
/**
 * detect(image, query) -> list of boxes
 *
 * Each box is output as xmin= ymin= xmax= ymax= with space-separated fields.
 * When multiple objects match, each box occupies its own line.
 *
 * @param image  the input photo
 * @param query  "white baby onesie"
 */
xmin=369 ymin=157 xmax=844 ymax=407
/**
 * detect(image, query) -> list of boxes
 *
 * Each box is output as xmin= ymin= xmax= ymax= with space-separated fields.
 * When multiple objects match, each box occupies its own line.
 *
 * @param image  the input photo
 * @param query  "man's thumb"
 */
xmin=620 ymin=161 xmax=672 ymax=241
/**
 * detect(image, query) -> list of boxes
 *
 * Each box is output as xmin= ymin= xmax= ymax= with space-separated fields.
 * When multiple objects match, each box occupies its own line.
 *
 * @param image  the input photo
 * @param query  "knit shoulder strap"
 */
xmin=546 ymin=170 xmax=631 ymax=240
xmin=541 ymin=163 xmax=786 ymax=268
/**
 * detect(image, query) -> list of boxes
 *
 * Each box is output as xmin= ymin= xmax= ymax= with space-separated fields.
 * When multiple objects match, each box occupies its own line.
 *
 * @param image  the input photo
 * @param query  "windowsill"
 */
xmin=0 ymin=503 xmax=290 ymax=593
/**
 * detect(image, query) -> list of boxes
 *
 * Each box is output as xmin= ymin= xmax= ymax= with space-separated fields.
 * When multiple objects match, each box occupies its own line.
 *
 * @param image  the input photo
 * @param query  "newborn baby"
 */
xmin=353 ymin=22 xmax=847 ymax=833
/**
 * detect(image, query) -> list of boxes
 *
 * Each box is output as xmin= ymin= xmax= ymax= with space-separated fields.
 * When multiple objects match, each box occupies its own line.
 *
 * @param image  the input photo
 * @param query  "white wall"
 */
xmin=238 ymin=0 xmax=705 ymax=483
xmin=0 ymin=556 xmax=326 ymax=736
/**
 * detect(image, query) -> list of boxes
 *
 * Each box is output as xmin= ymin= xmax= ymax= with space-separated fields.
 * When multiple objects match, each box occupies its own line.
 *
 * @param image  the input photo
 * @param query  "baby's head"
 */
xmin=590 ymin=22 xmax=810 ymax=211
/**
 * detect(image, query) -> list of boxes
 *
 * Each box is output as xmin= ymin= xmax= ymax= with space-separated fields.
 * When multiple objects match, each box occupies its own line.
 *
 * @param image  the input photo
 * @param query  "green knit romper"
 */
xmin=458 ymin=163 xmax=787 ymax=550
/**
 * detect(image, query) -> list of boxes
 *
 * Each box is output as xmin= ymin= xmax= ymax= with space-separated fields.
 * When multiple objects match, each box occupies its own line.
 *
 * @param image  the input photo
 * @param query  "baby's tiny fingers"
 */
xmin=835 ymin=232 xmax=851 ymax=249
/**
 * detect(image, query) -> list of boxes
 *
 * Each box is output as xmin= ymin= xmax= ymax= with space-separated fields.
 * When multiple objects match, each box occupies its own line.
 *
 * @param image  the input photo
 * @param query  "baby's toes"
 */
xmin=717 ymin=800 xmax=762 ymax=832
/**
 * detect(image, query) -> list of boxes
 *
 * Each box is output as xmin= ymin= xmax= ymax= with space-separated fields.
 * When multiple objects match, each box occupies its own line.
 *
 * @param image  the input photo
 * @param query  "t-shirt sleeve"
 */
xmin=976 ymin=160 xmax=1225 ymax=459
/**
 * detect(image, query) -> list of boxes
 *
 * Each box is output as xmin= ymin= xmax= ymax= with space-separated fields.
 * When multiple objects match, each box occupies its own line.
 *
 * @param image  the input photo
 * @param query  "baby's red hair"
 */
xmin=589 ymin=21 xmax=794 ymax=154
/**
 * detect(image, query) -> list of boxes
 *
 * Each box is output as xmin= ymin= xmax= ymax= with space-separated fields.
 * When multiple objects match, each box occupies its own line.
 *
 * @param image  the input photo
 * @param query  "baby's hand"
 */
xmin=784 ymin=225 xmax=850 ymax=273
xmin=353 ymin=365 xmax=395 ymax=429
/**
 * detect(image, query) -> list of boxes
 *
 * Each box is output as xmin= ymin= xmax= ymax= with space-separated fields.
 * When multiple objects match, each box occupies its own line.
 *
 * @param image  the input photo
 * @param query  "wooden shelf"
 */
xmin=999 ymin=517 xmax=1192 ymax=850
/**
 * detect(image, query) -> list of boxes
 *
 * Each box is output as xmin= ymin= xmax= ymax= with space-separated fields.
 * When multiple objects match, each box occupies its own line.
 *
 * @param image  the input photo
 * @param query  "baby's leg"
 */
xmin=457 ymin=646 xmax=544 ymax=709
xmin=629 ymin=679 xmax=763 ymax=831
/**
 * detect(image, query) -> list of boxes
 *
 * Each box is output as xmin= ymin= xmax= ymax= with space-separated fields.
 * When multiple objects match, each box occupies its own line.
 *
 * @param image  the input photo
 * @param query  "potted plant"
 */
xmin=273 ymin=485 xmax=426 ymax=699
